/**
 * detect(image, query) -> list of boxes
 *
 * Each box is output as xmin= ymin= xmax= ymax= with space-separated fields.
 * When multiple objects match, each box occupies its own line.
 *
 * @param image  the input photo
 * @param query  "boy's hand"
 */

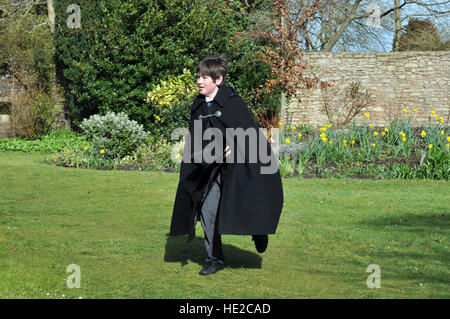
xmin=224 ymin=145 xmax=231 ymax=158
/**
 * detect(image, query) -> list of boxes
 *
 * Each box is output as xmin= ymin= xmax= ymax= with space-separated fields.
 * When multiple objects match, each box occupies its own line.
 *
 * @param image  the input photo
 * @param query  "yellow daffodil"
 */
xmin=352 ymin=140 xmax=355 ymax=144
xmin=320 ymin=127 xmax=327 ymax=133
xmin=369 ymin=124 xmax=373 ymax=128
xmin=285 ymin=138 xmax=290 ymax=144
xmin=329 ymin=140 xmax=333 ymax=144
xmin=402 ymin=108 xmax=408 ymax=113
xmin=297 ymin=120 xmax=302 ymax=125
xmin=372 ymin=143 xmax=376 ymax=147
xmin=441 ymin=130 xmax=445 ymax=135
xmin=278 ymin=121 xmax=283 ymax=126
xmin=298 ymin=132 xmax=303 ymax=138
xmin=431 ymin=110 xmax=436 ymax=115
xmin=343 ymin=140 xmax=347 ymax=143
xmin=421 ymin=131 xmax=426 ymax=138
xmin=381 ymin=132 xmax=385 ymax=136
xmin=384 ymin=128 xmax=389 ymax=132
xmin=320 ymin=133 xmax=326 ymax=138
xmin=374 ymin=131 xmax=378 ymax=136
xmin=428 ymin=144 xmax=433 ymax=149
xmin=291 ymin=126 xmax=296 ymax=130
xmin=322 ymin=137 xmax=327 ymax=142
xmin=84 ymin=146 xmax=88 ymax=150
xmin=100 ymin=149 xmax=105 ymax=154
xmin=447 ymin=136 xmax=450 ymax=142
xmin=364 ymin=113 xmax=370 ymax=119
xmin=402 ymin=137 xmax=406 ymax=142
xmin=413 ymin=109 xmax=417 ymax=112
xmin=434 ymin=114 xmax=439 ymax=120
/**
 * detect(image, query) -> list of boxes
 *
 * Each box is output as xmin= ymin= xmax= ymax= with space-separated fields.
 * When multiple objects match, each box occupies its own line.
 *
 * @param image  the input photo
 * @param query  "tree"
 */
xmin=398 ymin=17 xmax=449 ymax=50
xmin=240 ymin=0 xmax=332 ymax=123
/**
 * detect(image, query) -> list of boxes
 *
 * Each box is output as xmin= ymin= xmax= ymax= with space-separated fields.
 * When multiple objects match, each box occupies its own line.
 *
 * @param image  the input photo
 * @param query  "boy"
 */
xmin=170 ymin=55 xmax=283 ymax=275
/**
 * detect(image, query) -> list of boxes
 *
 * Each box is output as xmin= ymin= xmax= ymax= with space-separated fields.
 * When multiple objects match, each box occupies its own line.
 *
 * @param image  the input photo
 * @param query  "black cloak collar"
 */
xmin=191 ymin=85 xmax=236 ymax=112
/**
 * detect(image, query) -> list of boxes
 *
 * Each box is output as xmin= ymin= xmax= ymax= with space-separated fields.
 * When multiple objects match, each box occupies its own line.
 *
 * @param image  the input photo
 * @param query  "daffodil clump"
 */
xmin=277 ymin=107 xmax=449 ymax=179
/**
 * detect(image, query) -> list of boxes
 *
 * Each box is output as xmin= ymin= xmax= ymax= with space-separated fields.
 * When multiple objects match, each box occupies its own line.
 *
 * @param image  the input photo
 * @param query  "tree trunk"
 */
xmin=47 ymin=0 xmax=69 ymax=129
xmin=392 ymin=0 xmax=402 ymax=51
xmin=47 ymin=0 xmax=55 ymax=33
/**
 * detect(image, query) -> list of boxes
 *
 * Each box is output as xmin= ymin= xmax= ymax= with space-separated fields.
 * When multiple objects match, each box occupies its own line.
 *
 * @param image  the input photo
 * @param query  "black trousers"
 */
xmin=199 ymin=171 xmax=224 ymax=263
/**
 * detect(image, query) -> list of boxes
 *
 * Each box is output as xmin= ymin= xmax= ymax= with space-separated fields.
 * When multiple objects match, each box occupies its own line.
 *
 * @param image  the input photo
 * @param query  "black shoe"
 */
xmin=252 ymin=235 xmax=268 ymax=253
xmin=199 ymin=260 xmax=224 ymax=276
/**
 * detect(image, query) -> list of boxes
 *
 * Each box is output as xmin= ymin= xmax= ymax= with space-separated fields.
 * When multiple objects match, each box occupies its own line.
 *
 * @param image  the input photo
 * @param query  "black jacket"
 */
xmin=169 ymin=85 xmax=284 ymax=241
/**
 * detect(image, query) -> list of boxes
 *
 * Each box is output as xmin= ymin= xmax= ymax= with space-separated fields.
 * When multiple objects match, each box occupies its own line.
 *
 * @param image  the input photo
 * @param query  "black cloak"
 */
xmin=169 ymin=85 xmax=284 ymax=241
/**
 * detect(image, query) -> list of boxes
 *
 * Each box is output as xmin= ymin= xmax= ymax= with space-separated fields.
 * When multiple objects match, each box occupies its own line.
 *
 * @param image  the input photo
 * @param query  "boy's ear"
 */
xmin=215 ymin=75 xmax=223 ymax=86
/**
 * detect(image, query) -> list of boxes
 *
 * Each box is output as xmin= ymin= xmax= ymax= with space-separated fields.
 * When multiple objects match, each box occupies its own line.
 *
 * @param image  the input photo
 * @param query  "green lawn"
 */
xmin=0 ymin=152 xmax=449 ymax=298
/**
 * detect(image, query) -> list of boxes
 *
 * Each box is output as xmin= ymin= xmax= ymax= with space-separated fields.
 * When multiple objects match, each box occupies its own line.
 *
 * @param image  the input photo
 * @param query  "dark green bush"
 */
xmin=53 ymin=0 xmax=278 ymax=131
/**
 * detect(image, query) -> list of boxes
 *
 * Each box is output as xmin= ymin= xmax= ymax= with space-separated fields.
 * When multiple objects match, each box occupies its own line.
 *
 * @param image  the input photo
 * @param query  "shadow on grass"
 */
xmin=164 ymin=234 xmax=262 ymax=269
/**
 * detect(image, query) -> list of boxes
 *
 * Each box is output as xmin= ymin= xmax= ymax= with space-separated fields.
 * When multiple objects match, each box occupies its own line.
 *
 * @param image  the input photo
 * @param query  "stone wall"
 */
xmin=285 ymin=51 xmax=449 ymax=128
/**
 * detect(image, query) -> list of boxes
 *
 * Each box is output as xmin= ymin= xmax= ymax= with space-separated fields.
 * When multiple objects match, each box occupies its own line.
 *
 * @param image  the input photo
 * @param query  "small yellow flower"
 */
xmin=413 ymin=109 xmax=417 ymax=112
xmin=399 ymin=132 xmax=405 ymax=137
xmin=384 ymin=128 xmax=389 ymax=132
xmin=402 ymin=108 xmax=408 ymax=113
xmin=441 ymin=119 xmax=445 ymax=124
xmin=402 ymin=137 xmax=406 ymax=142
xmin=434 ymin=114 xmax=439 ymax=120
xmin=369 ymin=124 xmax=373 ymax=128
xmin=287 ymin=156 xmax=290 ymax=160
xmin=285 ymin=138 xmax=290 ymax=144
xmin=428 ymin=144 xmax=433 ymax=149
xmin=322 ymin=137 xmax=327 ymax=142
xmin=329 ymin=140 xmax=333 ymax=144
xmin=320 ymin=133 xmax=326 ymax=138
xmin=372 ymin=143 xmax=376 ymax=147
xmin=343 ymin=140 xmax=347 ymax=143
xmin=320 ymin=127 xmax=327 ymax=133
xmin=364 ymin=113 xmax=370 ymax=119
xmin=100 ymin=149 xmax=105 ymax=154
xmin=431 ymin=110 xmax=436 ymax=115
xmin=352 ymin=140 xmax=355 ymax=144
xmin=441 ymin=130 xmax=445 ymax=135
xmin=298 ymin=132 xmax=303 ymax=138
xmin=84 ymin=146 xmax=88 ymax=150
xmin=420 ymin=131 xmax=426 ymax=138
xmin=278 ymin=121 xmax=283 ymax=126
xmin=381 ymin=132 xmax=385 ymax=136
xmin=446 ymin=143 xmax=450 ymax=148
xmin=374 ymin=131 xmax=378 ymax=136
xmin=447 ymin=136 xmax=450 ymax=142
xmin=297 ymin=120 xmax=302 ymax=125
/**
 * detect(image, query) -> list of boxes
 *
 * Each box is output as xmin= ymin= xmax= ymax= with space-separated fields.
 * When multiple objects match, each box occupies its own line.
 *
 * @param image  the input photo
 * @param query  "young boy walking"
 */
xmin=170 ymin=56 xmax=284 ymax=275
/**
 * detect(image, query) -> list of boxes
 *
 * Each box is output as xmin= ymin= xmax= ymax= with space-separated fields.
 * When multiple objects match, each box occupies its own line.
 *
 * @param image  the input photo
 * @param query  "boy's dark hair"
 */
xmin=196 ymin=55 xmax=228 ymax=86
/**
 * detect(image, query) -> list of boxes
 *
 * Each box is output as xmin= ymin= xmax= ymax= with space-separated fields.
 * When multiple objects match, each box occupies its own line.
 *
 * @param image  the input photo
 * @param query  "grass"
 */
xmin=0 ymin=152 xmax=449 ymax=298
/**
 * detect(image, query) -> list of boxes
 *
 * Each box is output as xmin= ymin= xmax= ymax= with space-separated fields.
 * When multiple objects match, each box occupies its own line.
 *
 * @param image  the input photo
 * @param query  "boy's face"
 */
xmin=197 ymin=73 xmax=223 ymax=98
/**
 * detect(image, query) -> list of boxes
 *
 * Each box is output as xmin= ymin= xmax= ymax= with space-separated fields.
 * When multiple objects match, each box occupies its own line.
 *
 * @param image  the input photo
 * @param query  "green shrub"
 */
xmin=0 ymin=129 xmax=87 ymax=153
xmin=79 ymin=111 xmax=149 ymax=160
